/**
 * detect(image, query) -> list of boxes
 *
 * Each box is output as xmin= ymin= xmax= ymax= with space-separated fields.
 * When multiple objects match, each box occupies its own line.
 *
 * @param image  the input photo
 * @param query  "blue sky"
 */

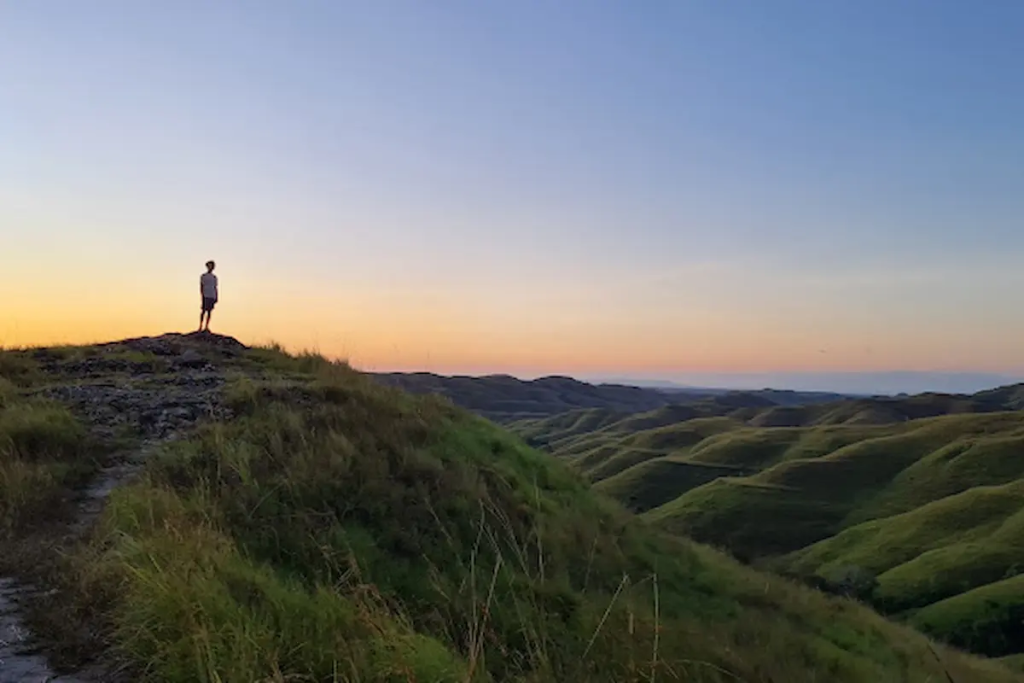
xmin=2 ymin=1 xmax=1023 ymax=389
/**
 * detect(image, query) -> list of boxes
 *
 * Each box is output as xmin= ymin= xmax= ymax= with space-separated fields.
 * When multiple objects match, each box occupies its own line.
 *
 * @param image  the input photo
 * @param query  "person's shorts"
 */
xmin=202 ymin=297 xmax=217 ymax=312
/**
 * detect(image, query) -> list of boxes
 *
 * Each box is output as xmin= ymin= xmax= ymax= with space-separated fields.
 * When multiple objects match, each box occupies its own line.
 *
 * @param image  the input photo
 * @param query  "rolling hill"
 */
xmin=373 ymin=371 xmax=854 ymax=422
xmin=373 ymin=372 xmax=679 ymax=422
xmin=514 ymin=396 xmax=1024 ymax=661
xmin=377 ymin=370 xmax=1024 ymax=426
xmin=0 ymin=338 xmax=1018 ymax=681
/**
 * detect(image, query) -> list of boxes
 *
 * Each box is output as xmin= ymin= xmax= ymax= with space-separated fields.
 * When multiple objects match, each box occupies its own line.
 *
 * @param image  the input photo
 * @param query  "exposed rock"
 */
xmin=176 ymin=349 xmax=207 ymax=369
xmin=39 ymin=371 xmax=227 ymax=441
xmin=108 ymin=332 xmax=247 ymax=358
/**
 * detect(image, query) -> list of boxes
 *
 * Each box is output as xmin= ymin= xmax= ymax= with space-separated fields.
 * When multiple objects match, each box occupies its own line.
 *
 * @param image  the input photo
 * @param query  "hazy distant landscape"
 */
xmin=375 ymin=369 xmax=1024 ymax=422
xmin=593 ymin=372 xmax=1024 ymax=396
xmin=375 ymin=371 xmax=868 ymax=422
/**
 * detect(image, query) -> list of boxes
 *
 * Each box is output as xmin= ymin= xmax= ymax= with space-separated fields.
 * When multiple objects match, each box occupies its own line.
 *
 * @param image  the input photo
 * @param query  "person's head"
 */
xmin=205 ymin=260 xmax=215 ymax=272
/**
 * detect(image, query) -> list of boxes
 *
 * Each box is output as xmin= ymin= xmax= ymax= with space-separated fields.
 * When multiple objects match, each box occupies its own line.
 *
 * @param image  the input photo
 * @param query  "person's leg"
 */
xmin=200 ymin=299 xmax=211 ymax=331
xmin=202 ymin=299 xmax=215 ymax=331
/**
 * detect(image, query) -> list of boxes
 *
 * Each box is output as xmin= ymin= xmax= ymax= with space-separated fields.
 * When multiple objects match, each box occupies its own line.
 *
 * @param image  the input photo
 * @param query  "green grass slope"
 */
xmin=515 ymin=399 xmax=1024 ymax=661
xmin=595 ymin=459 xmax=748 ymax=513
xmin=3 ymin=344 xmax=1018 ymax=682
xmin=910 ymin=575 xmax=1024 ymax=658
xmin=576 ymin=445 xmax=665 ymax=482
xmin=513 ymin=384 xmax=1024 ymax=442
xmin=374 ymin=373 xmax=677 ymax=422
xmin=513 ymin=408 xmax=626 ymax=449
xmin=547 ymin=417 xmax=743 ymax=479
xmin=583 ymin=419 xmax=740 ymax=477
xmin=643 ymin=414 xmax=1024 ymax=659
xmin=646 ymin=413 xmax=1024 ymax=557
xmin=780 ymin=482 xmax=1024 ymax=604
xmin=646 ymin=478 xmax=837 ymax=559
xmin=685 ymin=428 xmax=803 ymax=469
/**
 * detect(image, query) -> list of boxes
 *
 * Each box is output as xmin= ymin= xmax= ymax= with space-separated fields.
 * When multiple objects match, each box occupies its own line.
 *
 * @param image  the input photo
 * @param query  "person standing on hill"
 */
xmin=199 ymin=260 xmax=218 ymax=332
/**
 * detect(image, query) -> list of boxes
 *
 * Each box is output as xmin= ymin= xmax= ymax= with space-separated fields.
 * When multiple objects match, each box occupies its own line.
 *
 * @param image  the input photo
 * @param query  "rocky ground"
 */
xmin=0 ymin=332 xmax=245 ymax=682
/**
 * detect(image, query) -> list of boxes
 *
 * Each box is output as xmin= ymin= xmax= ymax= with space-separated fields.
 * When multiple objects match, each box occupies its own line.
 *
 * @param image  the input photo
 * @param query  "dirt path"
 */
xmin=0 ymin=333 xmax=240 ymax=682
xmin=0 ymin=579 xmax=97 ymax=683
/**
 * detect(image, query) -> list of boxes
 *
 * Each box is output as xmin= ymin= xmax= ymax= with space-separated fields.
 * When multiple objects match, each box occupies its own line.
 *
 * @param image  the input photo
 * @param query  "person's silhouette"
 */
xmin=199 ymin=260 xmax=218 ymax=332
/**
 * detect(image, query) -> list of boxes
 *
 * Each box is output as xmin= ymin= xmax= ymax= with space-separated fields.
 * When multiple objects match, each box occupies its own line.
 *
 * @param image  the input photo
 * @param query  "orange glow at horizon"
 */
xmin=4 ymin=272 xmax=1022 ymax=377
xmin=3 ymin=233 xmax=1023 ymax=378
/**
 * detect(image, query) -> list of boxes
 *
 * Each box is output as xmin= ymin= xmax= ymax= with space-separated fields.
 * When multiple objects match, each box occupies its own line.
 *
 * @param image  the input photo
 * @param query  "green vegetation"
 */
xmin=0 ymin=351 xmax=91 ymax=538
xmin=0 ymin=347 xmax=42 ymax=387
xmin=383 ymin=373 xmax=919 ymax=426
xmin=516 ymin=403 xmax=1024 ymax=662
xmin=22 ymin=345 xmax=1008 ymax=682
xmin=513 ymin=408 xmax=625 ymax=448
xmin=595 ymin=460 xmax=747 ymax=513
xmin=781 ymin=481 xmax=1024 ymax=610
xmin=513 ymin=382 xmax=1024 ymax=451
xmin=2 ymin=340 xmax=1021 ymax=680
xmin=910 ymin=575 xmax=1024 ymax=657
xmin=376 ymin=373 xmax=677 ymax=423
xmin=1002 ymin=654 xmax=1024 ymax=672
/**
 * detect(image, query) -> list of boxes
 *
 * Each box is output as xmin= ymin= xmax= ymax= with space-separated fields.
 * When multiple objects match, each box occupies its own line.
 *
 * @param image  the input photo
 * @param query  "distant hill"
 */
xmin=511 ymin=384 xmax=1024 ymax=661
xmin=513 ymin=384 xmax=1024 ymax=444
xmin=372 ymin=372 xmax=678 ymax=421
xmin=599 ymin=372 xmax=1024 ymax=396
xmin=372 ymin=371 xmax=853 ymax=422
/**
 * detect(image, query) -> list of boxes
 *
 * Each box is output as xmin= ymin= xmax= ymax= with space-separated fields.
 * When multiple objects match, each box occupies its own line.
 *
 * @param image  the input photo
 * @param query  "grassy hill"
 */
xmin=515 ymin=404 xmax=1024 ymax=661
xmin=374 ymin=373 xmax=855 ymax=423
xmin=513 ymin=382 xmax=1024 ymax=440
xmin=372 ymin=373 xmax=678 ymax=422
xmin=0 ymin=339 xmax=1018 ymax=681
xmin=382 ymin=370 xmax=1024 ymax=454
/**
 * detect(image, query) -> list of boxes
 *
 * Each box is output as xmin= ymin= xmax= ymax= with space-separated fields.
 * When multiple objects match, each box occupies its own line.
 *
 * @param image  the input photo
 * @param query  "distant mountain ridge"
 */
xmin=372 ymin=372 xmax=674 ymax=421
xmin=372 ymin=371 xmax=855 ymax=422
xmin=596 ymin=372 xmax=1024 ymax=396
xmin=373 ymin=370 xmax=1024 ymax=428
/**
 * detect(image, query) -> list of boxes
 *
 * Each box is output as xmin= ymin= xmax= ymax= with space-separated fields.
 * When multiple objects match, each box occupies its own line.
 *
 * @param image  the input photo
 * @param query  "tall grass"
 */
xmin=66 ymin=355 xmax=1018 ymax=682
xmin=0 ymin=390 xmax=90 ymax=536
xmin=0 ymin=348 xmax=40 ymax=387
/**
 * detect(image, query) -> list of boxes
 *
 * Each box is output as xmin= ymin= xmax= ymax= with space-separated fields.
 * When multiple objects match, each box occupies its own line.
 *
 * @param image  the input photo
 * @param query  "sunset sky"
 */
xmin=3 ymin=1 xmax=1023 ymax=387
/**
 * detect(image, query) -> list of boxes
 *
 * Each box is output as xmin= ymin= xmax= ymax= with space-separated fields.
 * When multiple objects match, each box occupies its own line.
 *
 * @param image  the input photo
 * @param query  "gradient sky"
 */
xmin=3 ymin=1 xmax=1023 ymax=384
